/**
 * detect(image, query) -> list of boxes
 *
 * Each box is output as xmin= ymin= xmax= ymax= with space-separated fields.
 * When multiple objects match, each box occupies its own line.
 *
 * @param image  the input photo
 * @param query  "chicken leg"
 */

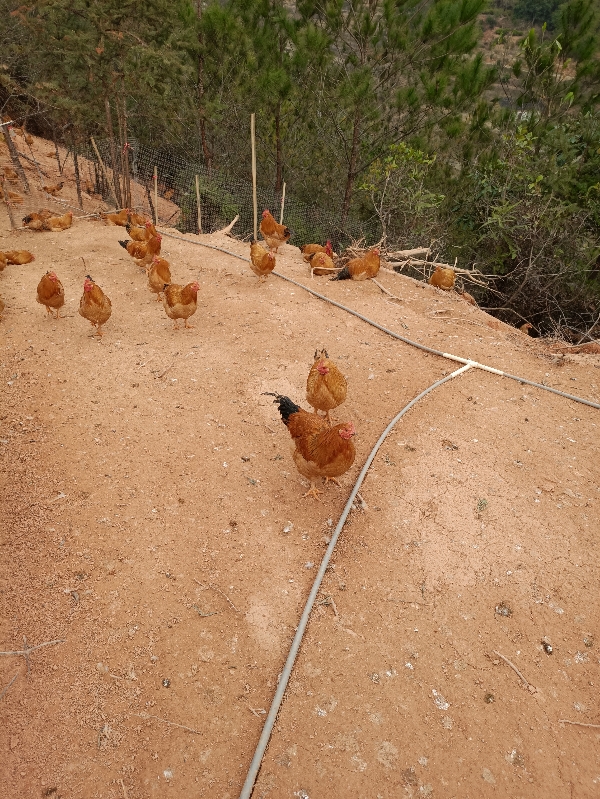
xmin=303 ymin=483 xmax=324 ymax=500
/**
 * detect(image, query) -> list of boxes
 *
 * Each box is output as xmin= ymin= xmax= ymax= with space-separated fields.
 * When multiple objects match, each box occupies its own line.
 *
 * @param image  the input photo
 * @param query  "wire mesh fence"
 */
xmin=1 ymin=124 xmax=380 ymax=250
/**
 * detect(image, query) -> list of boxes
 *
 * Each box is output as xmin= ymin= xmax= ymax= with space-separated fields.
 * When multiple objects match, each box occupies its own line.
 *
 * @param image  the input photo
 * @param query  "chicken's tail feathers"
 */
xmin=330 ymin=265 xmax=350 ymax=281
xmin=118 ymin=240 xmax=129 ymax=249
xmin=262 ymin=393 xmax=300 ymax=424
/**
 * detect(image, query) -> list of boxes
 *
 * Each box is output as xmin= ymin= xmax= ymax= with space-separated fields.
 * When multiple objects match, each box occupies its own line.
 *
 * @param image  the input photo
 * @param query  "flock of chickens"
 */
xmin=0 ymin=191 xmax=472 ymax=498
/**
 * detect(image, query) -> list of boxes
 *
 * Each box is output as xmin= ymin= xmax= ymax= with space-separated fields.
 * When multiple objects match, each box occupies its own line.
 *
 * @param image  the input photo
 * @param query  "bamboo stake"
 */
xmin=279 ymin=181 xmax=286 ymax=225
xmin=90 ymin=137 xmax=117 ymax=206
xmin=153 ymin=166 xmax=158 ymax=225
xmin=251 ymin=113 xmax=257 ymax=240
xmin=195 ymin=174 xmax=202 ymax=234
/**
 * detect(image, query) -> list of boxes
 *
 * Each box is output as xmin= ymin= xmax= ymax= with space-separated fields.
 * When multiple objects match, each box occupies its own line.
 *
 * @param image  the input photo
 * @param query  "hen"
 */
xmin=22 ymin=209 xmax=52 ymax=230
xmin=0 ymin=252 xmax=6 ymax=272
xmin=259 ymin=209 xmax=290 ymax=252
xmin=129 ymin=211 xmax=149 ymax=226
xmin=36 ymin=271 xmax=65 ymax=319
xmin=148 ymin=256 xmax=171 ymax=299
xmin=3 ymin=167 xmax=18 ymax=183
xmin=118 ymin=233 xmax=162 ymax=266
xmin=79 ymin=275 xmax=112 ymax=336
xmin=44 ymin=211 xmax=73 ymax=231
xmin=42 ymin=181 xmax=64 ymax=196
xmin=266 ymin=393 xmax=356 ymax=499
xmin=126 ymin=220 xmax=157 ymax=242
xmin=309 ymin=251 xmax=338 ymax=278
xmin=301 ymin=240 xmax=333 ymax=262
xmin=249 ymin=240 xmax=276 ymax=281
xmin=306 ymin=348 xmax=348 ymax=424
xmin=161 ymin=281 xmax=200 ymax=329
xmin=4 ymin=250 xmax=35 ymax=265
xmin=102 ymin=208 xmax=129 ymax=226
xmin=428 ymin=265 xmax=455 ymax=290
xmin=331 ymin=248 xmax=380 ymax=281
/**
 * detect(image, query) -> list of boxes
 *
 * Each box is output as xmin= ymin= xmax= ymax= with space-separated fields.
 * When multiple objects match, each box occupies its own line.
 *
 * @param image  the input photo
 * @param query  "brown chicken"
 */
xmin=161 ymin=281 xmax=200 ymax=329
xmin=148 ymin=256 xmax=171 ymax=299
xmin=309 ymin=251 xmax=338 ymax=278
xmin=118 ymin=233 xmax=162 ymax=266
xmin=4 ymin=250 xmax=35 ymax=265
xmin=44 ymin=211 xmax=73 ymax=231
xmin=0 ymin=252 xmax=7 ymax=272
xmin=259 ymin=209 xmax=291 ymax=252
xmin=457 ymin=289 xmax=477 ymax=306
xmin=126 ymin=219 xmax=157 ymax=242
xmin=301 ymin=240 xmax=333 ymax=262
xmin=428 ymin=265 xmax=455 ymax=290
xmin=266 ymin=393 xmax=356 ymax=499
xmin=42 ymin=181 xmax=64 ymax=196
xmin=102 ymin=208 xmax=129 ymax=226
xmin=6 ymin=190 xmax=23 ymax=204
xmin=79 ymin=275 xmax=112 ymax=336
xmin=3 ymin=167 xmax=19 ymax=183
xmin=519 ymin=322 xmax=534 ymax=335
xmin=129 ymin=211 xmax=149 ymax=226
xmin=249 ymin=240 xmax=276 ymax=280
xmin=36 ymin=271 xmax=65 ymax=319
xmin=22 ymin=209 xmax=52 ymax=231
xmin=306 ymin=348 xmax=348 ymax=424
xmin=331 ymin=248 xmax=380 ymax=281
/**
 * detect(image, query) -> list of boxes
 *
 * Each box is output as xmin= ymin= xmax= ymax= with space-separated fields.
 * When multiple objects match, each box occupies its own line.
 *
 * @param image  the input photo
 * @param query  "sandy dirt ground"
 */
xmin=1 ymin=162 xmax=600 ymax=799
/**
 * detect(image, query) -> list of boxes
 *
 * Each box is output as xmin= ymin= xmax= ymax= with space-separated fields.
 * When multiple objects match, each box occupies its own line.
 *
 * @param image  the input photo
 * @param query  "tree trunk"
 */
xmin=275 ymin=104 xmax=283 ymax=193
xmin=105 ymin=98 xmax=123 ymax=207
xmin=1 ymin=124 xmax=30 ymax=192
xmin=340 ymin=106 xmax=361 ymax=229
xmin=197 ymin=0 xmax=212 ymax=174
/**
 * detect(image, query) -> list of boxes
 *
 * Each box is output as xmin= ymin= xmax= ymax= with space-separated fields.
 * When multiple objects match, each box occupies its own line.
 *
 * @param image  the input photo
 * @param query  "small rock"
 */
xmin=482 ymin=767 xmax=495 ymax=784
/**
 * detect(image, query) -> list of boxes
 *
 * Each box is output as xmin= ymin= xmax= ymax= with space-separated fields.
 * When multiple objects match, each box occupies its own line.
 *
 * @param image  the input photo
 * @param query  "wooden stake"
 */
xmin=279 ymin=181 xmax=286 ymax=225
xmin=122 ymin=97 xmax=132 ymax=208
xmin=105 ymin=98 xmax=123 ymax=207
xmin=251 ymin=113 xmax=257 ymax=240
xmin=195 ymin=174 xmax=202 ymax=234
xmin=153 ymin=166 xmax=158 ymax=225
xmin=90 ymin=137 xmax=117 ymax=206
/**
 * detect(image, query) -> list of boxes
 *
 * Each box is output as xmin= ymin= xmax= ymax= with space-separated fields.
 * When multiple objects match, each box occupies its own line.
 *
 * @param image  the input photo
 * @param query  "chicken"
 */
xmin=0 ymin=252 xmax=7 ymax=272
xmin=428 ymin=265 xmax=455 ymax=290
xmin=118 ymin=233 xmax=162 ymax=266
xmin=36 ymin=271 xmax=65 ymax=319
xmin=44 ymin=210 xmax=73 ymax=232
xmin=309 ymin=251 xmax=338 ymax=278
xmin=259 ymin=209 xmax=291 ymax=252
xmin=457 ymin=289 xmax=477 ymax=306
xmin=126 ymin=219 xmax=157 ymax=242
xmin=3 ymin=167 xmax=19 ymax=183
xmin=3 ymin=250 xmax=35 ymax=265
xmin=6 ymin=190 xmax=23 ymax=204
xmin=331 ymin=248 xmax=380 ymax=281
xmin=163 ymin=189 xmax=174 ymax=201
xmin=25 ymin=133 xmax=34 ymax=146
xmin=161 ymin=281 xmax=200 ymax=329
xmin=249 ymin=240 xmax=276 ymax=281
xmin=148 ymin=256 xmax=171 ymax=299
xmin=519 ymin=322 xmax=534 ymax=335
xmin=129 ymin=211 xmax=149 ymax=226
xmin=306 ymin=348 xmax=348 ymax=424
xmin=301 ymin=240 xmax=333 ymax=262
xmin=266 ymin=393 xmax=356 ymax=499
xmin=101 ymin=208 xmax=129 ymax=226
xmin=22 ymin=209 xmax=53 ymax=231
xmin=42 ymin=181 xmax=64 ymax=196
xmin=79 ymin=275 xmax=112 ymax=336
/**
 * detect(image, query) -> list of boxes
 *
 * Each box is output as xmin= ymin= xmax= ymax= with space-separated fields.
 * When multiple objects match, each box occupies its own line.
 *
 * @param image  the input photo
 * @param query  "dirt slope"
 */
xmin=1 ymin=211 xmax=599 ymax=799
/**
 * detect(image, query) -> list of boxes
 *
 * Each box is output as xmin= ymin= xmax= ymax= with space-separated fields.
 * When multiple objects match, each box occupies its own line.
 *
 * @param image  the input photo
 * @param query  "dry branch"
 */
xmin=133 ymin=712 xmax=200 ymax=734
xmin=493 ymin=650 xmax=535 ymax=692
xmin=0 ymin=672 xmax=19 ymax=700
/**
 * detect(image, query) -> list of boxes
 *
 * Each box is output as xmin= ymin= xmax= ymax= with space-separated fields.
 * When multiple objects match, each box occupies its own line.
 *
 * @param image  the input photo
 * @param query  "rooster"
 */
xmin=249 ymin=240 xmax=276 ymax=281
xmin=266 ymin=393 xmax=356 ymax=499
xmin=101 ymin=208 xmax=129 ymax=226
xmin=331 ymin=248 xmax=380 ymax=281
xmin=301 ymin=240 xmax=333 ymax=262
xmin=161 ymin=282 xmax=200 ymax=329
xmin=3 ymin=250 xmax=35 ymax=265
xmin=148 ymin=256 xmax=171 ymax=299
xmin=79 ymin=276 xmax=112 ymax=337
xmin=118 ymin=233 xmax=162 ymax=266
xmin=306 ymin=349 xmax=348 ymax=424
xmin=36 ymin=271 xmax=65 ymax=319
xmin=259 ymin=209 xmax=290 ymax=252
xmin=44 ymin=211 xmax=73 ymax=232
xmin=428 ymin=265 xmax=455 ymax=290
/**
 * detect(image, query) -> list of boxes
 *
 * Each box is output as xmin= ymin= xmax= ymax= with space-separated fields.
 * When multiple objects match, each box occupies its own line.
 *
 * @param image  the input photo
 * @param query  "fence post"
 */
xmin=280 ymin=181 xmax=286 ymax=225
xmin=153 ymin=166 xmax=158 ymax=225
xmin=195 ymin=174 xmax=202 ymax=234
xmin=251 ymin=113 xmax=257 ymax=240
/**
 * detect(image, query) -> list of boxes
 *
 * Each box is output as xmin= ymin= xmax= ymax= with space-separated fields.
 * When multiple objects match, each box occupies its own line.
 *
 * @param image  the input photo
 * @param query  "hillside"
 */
xmin=1 ymin=166 xmax=599 ymax=797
